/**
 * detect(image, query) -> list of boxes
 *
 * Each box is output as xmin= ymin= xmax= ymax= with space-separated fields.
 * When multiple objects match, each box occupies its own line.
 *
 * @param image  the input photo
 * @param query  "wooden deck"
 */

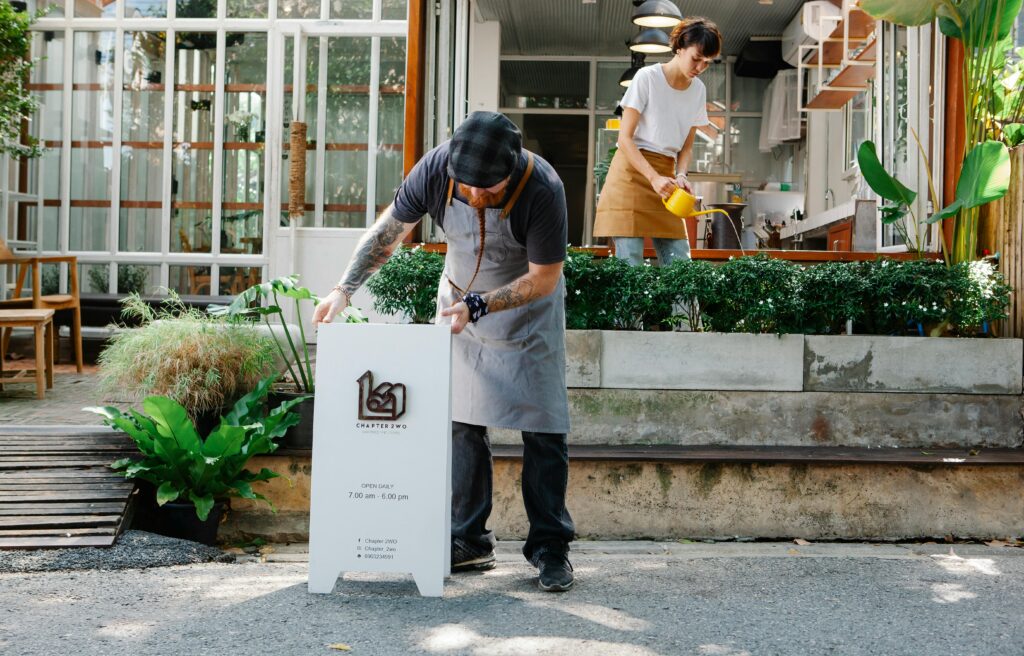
xmin=0 ymin=427 xmax=137 ymax=549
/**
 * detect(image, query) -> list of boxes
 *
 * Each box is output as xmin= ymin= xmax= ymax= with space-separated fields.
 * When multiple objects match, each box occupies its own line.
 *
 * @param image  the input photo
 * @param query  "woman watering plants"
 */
xmin=593 ymin=17 xmax=722 ymax=265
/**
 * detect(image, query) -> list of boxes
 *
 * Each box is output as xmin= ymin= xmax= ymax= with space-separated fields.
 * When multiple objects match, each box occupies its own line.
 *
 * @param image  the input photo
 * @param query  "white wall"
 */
xmin=804 ymin=111 xmax=857 ymax=218
xmin=271 ymin=228 xmax=403 ymax=340
xmin=467 ymin=18 xmax=501 ymax=113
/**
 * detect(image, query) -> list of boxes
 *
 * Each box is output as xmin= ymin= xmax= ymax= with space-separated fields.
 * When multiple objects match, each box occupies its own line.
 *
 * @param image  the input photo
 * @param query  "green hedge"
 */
xmin=368 ymin=248 xmax=1012 ymax=336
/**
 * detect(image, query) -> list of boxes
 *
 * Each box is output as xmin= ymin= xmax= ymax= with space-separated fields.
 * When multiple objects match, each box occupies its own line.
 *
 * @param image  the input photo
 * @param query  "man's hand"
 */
xmin=312 ymin=288 xmax=350 ymax=328
xmin=439 ymin=301 xmax=470 ymax=334
xmin=675 ymin=173 xmax=693 ymax=194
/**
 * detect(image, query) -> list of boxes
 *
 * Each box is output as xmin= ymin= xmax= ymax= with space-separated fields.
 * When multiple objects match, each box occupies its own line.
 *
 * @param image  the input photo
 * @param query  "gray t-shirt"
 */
xmin=390 ymin=142 xmax=568 ymax=265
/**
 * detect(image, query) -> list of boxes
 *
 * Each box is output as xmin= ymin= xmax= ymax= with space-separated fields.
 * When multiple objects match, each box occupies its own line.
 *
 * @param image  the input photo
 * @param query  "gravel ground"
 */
xmin=2 ymin=542 xmax=1023 ymax=655
xmin=0 ymin=531 xmax=233 ymax=573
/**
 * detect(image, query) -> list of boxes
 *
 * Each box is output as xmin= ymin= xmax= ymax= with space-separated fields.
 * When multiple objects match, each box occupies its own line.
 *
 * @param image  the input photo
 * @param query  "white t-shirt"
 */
xmin=619 ymin=63 xmax=710 ymax=159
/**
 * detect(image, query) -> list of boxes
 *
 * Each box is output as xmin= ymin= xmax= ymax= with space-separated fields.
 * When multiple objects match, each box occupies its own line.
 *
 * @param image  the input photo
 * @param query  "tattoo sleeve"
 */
xmin=483 ymin=276 xmax=539 ymax=313
xmin=337 ymin=209 xmax=410 ymax=297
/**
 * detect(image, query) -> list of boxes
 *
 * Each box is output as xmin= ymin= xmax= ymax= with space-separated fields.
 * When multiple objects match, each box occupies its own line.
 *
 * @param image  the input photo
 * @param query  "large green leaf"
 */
xmin=1004 ymin=123 xmax=1024 ymax=147
xmin=143 ymin=396 xmax=202 ymax=452
xmin=939 ymin=0 xmax=1023 ymax=45
xmin=156 ymin=481 xmax=182 ymax=505
xmin=189 ymin=491 xmax=216 ymax=521
xmin=955 ymin=140 xmax=1011 ymax=209
xmin=925 ymin=199 xmax=963 ymax=224
xmin=859 ymin=0 xmax=942 ymax=25
xmin=857 ymin=141 xmax=918 ymax=206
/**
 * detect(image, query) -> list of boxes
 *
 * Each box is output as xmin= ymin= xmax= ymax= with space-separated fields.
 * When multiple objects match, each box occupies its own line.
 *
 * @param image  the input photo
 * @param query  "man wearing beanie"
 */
xmin=312 ymin=111 xmax=575 ymax=592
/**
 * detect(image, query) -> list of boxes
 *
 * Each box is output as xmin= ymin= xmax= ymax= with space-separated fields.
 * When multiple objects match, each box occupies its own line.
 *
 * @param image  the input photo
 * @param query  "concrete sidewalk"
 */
xmin=2 ymin=540 xmax=1022 ymax=655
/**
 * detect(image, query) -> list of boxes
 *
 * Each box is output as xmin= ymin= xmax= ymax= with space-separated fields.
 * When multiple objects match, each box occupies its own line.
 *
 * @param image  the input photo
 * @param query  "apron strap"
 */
xmin=501 ymin=152 xmax=535 ymax=219
xmin=446 ymin=178 xmax=455 ymax=206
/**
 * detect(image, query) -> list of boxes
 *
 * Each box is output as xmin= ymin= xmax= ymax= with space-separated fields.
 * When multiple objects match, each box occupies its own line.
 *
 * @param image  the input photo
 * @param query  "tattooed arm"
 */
xmin=440 ymin=261 xmax=563 ymax=334
xmin=312 ymin=206 xmax=418 ymax=325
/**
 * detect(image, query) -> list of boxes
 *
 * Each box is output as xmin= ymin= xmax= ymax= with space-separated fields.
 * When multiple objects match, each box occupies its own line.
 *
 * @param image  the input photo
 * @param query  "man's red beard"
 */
xmin=459 ymin=183 xmax=506 ymax=209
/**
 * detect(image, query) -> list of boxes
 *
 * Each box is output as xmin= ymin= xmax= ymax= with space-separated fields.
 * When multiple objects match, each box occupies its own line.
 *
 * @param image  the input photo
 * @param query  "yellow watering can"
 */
xmin=662 ymin=187 xmax=730 ymax=220
xmin=662 ymin=188 xmax=746 ymax=253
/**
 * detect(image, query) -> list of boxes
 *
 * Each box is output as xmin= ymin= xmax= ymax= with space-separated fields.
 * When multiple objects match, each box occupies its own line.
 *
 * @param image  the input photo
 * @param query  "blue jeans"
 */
xmin=451 ymin=421 xmax=575 ymax=562
xmin=612 ymin=237 xmax=691 ymax=266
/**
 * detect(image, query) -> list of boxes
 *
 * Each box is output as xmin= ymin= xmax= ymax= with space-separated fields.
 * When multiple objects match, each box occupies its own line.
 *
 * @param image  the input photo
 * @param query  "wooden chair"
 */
xmin=178 ymin=229 xmax=212 ymax=295
xmin=0 ymin=238 xmax=83 ymax=373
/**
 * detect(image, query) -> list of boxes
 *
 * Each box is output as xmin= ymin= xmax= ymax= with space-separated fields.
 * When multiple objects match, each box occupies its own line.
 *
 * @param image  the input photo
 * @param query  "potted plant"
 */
xmin=365 ymin=245 xmax=445 ymax=324
xmin=87 ymin=377 xmax=307 ymax=545
xmin=210 ymin=274 xmax=367 ymax=448
xmin=98 ymin=292 xmax=278 ymax=432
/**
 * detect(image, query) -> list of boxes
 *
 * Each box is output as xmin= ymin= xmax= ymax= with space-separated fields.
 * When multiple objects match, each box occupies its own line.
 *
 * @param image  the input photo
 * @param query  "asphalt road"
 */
xmin=2 ymin=541 xmax=1022 ymax=656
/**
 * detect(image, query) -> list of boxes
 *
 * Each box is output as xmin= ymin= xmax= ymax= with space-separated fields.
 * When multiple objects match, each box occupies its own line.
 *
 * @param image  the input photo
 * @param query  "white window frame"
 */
xmin=27 ymin=0 xmax=408 ymax=295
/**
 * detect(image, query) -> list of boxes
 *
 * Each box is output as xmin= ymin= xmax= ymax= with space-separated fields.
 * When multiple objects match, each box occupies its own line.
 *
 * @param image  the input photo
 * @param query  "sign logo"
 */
xmin=357 ymin=370 xmax=407 ymax=421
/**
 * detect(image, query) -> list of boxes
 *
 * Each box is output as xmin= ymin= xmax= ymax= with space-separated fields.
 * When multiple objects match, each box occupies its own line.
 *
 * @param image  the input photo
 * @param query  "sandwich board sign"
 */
xmin=308 ymin=322 xmax=452 ymax=597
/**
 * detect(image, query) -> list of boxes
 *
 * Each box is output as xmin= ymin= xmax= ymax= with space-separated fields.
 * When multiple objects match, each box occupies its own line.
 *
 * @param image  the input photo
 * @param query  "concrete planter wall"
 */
xmin=566 ymin=330 xmax=1023 ymax=394
xmin=489 ymin=331 xmax=1024 ymax=449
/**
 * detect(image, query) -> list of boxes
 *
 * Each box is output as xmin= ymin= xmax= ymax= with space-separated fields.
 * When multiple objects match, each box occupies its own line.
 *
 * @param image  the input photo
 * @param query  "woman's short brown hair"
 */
xmin=669 ymin=17 xmax=722 ymax=58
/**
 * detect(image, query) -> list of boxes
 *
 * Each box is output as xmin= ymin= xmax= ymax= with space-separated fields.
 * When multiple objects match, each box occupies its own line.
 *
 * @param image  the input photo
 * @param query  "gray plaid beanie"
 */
xmin=447 ymin=111 xmax=522 ymax=188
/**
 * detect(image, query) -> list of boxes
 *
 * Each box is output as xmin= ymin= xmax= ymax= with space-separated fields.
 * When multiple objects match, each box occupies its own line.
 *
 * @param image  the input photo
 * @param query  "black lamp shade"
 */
xmin=620 ymin=52 xmax=647 ymax=87
xmin=631 ymin=0 xmax=682 ymax=28
xmin=629 ymin=27 xmax=672 ymax=54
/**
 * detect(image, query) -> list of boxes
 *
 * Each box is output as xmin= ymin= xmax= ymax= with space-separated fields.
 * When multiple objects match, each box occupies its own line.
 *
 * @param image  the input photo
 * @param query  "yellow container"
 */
xmin=605 ymin=118 xmax=621 ymax=130
xmin=662 ymin=187 xmax=730 ymax=220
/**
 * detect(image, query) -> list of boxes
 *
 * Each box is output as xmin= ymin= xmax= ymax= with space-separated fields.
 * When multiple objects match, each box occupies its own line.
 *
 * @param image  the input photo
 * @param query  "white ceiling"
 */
xmin=474 ymin=0 xmax=808 ymax=57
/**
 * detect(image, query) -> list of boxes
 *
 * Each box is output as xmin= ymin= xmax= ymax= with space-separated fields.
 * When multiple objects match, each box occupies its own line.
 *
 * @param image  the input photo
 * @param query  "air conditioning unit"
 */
xmin=781 ymin=0 xmax=842 ymax=67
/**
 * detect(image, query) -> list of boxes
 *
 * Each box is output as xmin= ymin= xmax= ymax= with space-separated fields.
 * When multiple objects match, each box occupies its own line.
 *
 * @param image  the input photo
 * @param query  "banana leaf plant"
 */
xmin=858 ymin=0 xmax=1023 ymax=263
xmin=87 ymin=377 xmax=308 ymax=520
xmin=208 ymin=274 xmax=366 ymax=393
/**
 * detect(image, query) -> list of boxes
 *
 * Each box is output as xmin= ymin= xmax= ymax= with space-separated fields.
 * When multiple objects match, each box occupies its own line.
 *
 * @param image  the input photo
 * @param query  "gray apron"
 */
xmin=435 ymin=154 xmax=570 ymax=434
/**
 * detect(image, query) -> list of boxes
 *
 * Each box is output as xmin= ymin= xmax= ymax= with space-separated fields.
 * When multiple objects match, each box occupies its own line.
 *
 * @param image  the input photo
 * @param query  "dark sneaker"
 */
xmin=537 ymin=549 xmax=574 ymax=592
xmin=451 ymin=537 xmax=496 ymax=572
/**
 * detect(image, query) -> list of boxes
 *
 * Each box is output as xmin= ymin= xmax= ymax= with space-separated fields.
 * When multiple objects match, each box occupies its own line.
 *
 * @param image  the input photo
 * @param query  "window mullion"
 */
xmin=109 ymin=27 xmax=125 ymax=293
xmin=210 ymin=29 xmax=227 ymax=294
xmin=366 ymin=36 xmax=381 ymax=228
xmin=315 ymin=35 xmax=328 ymax=227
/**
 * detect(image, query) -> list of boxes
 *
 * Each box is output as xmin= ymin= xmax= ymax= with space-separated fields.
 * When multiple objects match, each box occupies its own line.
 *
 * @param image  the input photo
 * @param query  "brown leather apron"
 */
xmin=593 ymin=149 xmax=687 ymax=240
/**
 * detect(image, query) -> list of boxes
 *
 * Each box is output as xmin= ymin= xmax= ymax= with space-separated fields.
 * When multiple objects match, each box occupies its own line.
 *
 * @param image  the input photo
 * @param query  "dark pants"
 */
xmin=451 ymin=421 xmax=575 ymax=562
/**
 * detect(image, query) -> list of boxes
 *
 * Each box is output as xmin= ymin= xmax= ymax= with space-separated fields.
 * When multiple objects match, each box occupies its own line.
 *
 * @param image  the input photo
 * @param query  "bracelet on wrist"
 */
xmin=462 ymin=292 xmax=489 ymax=323
xmin=332 ymin=284 xmax=349 ymax=300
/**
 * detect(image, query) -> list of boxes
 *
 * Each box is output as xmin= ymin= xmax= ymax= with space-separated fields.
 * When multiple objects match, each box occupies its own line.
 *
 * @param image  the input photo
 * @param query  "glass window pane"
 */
xmin=127 ymin=0 xmax=167 ymax=18
xmin=70 ymin=31 xmax=115 ymax=252
xmin=691 ymin=116 xmax=725 ymax=173
xmin=376 ymin=37 xmax=406 ymax=213
xmin=121 ymin=32 xmax=166 ymax=253
xmin=176 ymin=0 xmax=216 ymax=18
xmin=228 ymin=0 xmax=268 ymax=18
xmin=331 ymin=0 xmax=371 ymax=19
xmin=116 ymin=263 xmax=160 ymax=294
xmin=730 ymin=117 xmax=793 ymax=188
xmin=172 ymin=39 xmax=216 ymax=253
xmin=279 ymin=0 xmax=320 ymax=18
xmin=499 ymin=61 xmax=589 ymax=109
xmin=702 ymin=61 xmax=726 ymax=109
xmin=27 ymin=0 xmax=64 ymax=16
xmin=26 ymin=33 xmax=63 ymax=251
xmin=75 ymin=0 xmax=116 ymax=17
xmin=168 ymin=264 xmax=212 ymax=296
xmin=382 ymin=0 xmax=406 ymax=19
xmin=223 ymin=33 xmax=267 ymax=253
xmin=731 ymin=73 xmax=770 ymax=112
xmin=220 ymin=265 xmax=261 ymax=295
xmin=595 ymin=61 xmax=629 ymax=113
xmin=323 ymin=37 xmax=371 ymax=228
xmin=81 ymin=263 xmax=110 ymax=293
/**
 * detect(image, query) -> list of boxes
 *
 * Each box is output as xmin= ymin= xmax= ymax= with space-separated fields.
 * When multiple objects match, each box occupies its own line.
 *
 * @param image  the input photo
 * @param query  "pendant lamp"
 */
xmin=628 ymin=27 xmax=672 ymax=54
xmin=631 ymin=0 xmax=682 ymax=28
xmin=619 ymin=52 xmax=648 ymax=88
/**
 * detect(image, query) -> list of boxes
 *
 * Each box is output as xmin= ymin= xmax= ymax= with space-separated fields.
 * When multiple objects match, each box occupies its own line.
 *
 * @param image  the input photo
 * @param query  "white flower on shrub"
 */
xmin=969 ymin=259 xmax=999 ymax=299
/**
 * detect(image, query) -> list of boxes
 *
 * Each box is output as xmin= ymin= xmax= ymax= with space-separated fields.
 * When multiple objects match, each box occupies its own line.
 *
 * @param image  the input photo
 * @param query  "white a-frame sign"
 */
xmin=308 ymin=323 xmax=452 ymax=597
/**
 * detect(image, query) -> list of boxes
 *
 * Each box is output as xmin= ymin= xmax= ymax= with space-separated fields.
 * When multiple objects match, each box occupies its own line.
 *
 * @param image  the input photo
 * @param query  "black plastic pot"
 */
xmin=156 ymin=500 xmax=229 ymax=546
xmin=268 ymin=391 xmax=314 ymax=450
